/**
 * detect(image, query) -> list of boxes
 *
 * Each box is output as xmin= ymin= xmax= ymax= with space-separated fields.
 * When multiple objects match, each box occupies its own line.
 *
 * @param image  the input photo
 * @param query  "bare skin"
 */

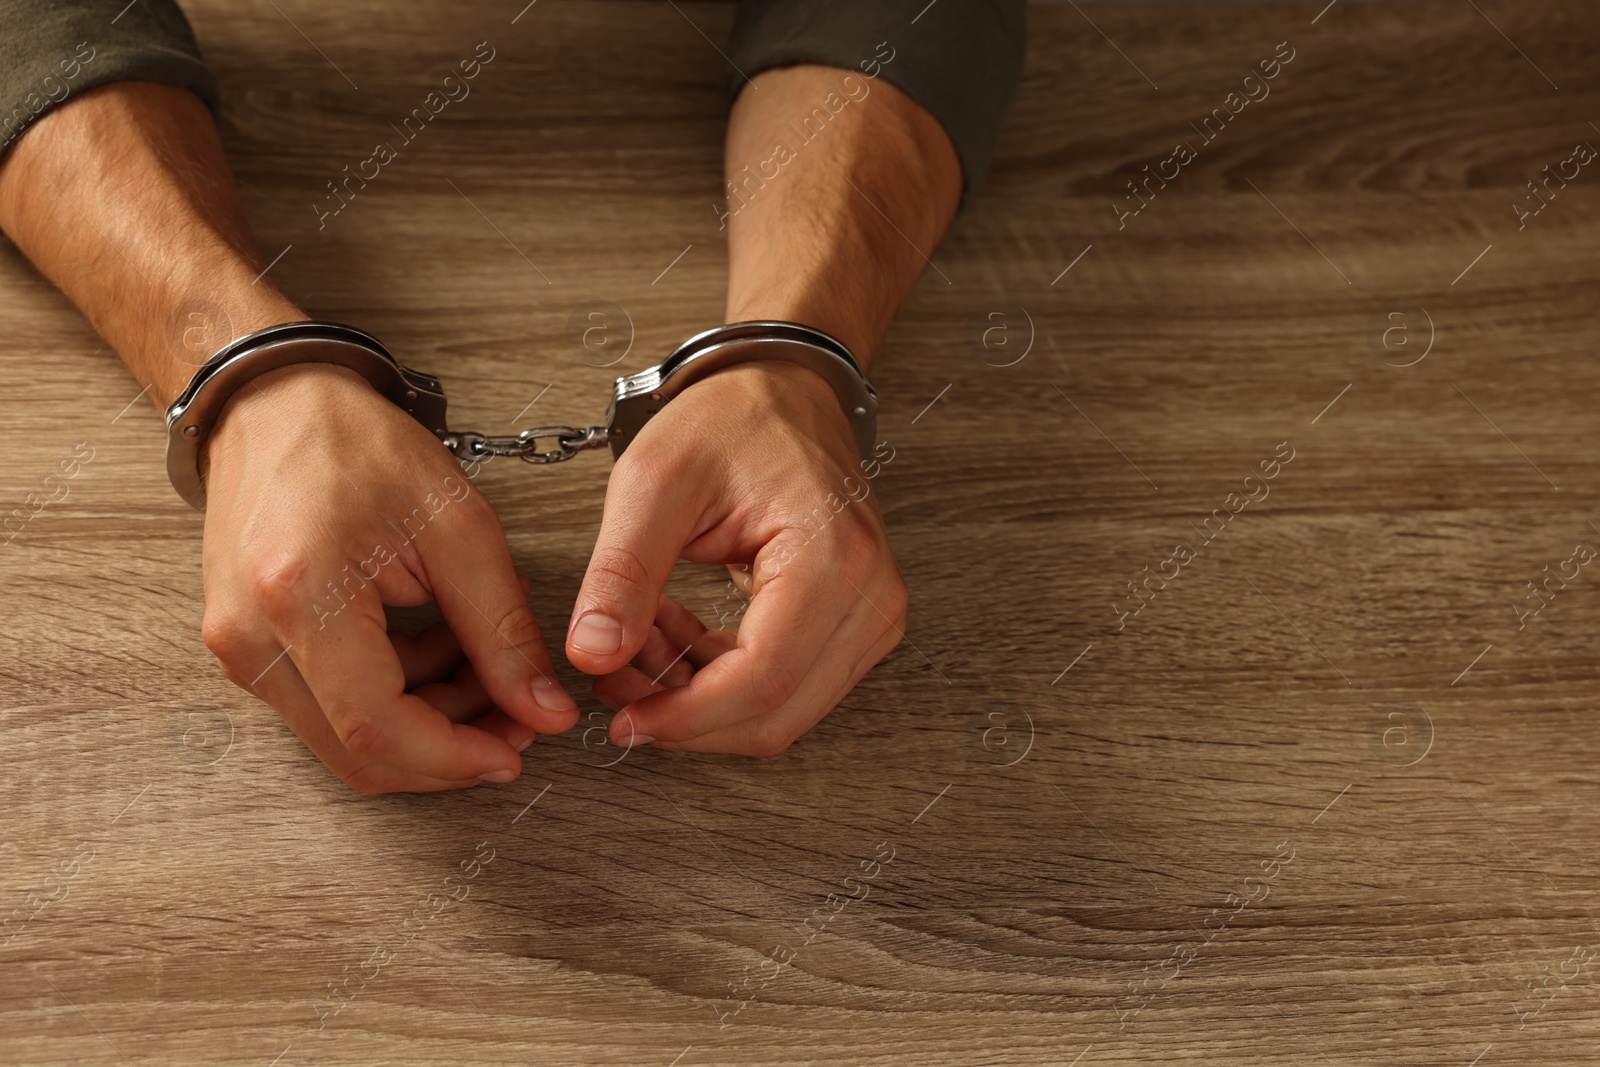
xmin=575 ymin=65 xmax=961 ymax=754
xmin=0 ymin=60 xmax=961 ymax=787
xmin=0 ymin=83 xmax=578 ymax=792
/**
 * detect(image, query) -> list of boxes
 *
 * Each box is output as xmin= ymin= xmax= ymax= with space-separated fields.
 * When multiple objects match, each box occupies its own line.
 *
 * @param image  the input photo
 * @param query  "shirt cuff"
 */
xmin=1 ymin=0 xmax=219 ymax=160
xmin=724 ymin=0 xmax=1026 ymax=209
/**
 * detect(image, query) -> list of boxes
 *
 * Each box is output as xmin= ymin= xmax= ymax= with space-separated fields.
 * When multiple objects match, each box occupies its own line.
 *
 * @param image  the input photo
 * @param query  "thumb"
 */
xmin=568 ymin=462 xmax=700 ymax=675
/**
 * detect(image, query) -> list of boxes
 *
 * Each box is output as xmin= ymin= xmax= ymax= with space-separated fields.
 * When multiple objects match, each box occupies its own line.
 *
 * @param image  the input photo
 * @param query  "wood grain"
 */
xmin=3 ymin=1 xmax=1599 ymax=1063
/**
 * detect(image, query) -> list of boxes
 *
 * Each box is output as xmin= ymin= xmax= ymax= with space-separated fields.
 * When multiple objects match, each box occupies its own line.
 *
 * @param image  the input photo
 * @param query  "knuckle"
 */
xmin=749 ymin=658 xmax=800 ymax=715
xmin=746 ymin=720 xmax=798 ymax=758
xmin=835 ymin=523 xmax=885 ymax=585
xmin=245 ymin=554 xmax=313 ymax=615
xmin=489 ymin=602 xmax=543 ymax=655
xmin=200 ymin=608 xmax=248 ymax=662
xmin=334 ymin=713 xmax=385 ymax=759
xmin=587 ymin=545 xmax=653 ymax=600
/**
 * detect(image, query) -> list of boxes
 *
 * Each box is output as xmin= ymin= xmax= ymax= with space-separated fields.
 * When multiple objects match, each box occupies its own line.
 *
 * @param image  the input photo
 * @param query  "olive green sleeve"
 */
xmin=725 ymin=0 xmax=1026 ymax=208
xmin=0 ymin=0 xmax=219 ymax=158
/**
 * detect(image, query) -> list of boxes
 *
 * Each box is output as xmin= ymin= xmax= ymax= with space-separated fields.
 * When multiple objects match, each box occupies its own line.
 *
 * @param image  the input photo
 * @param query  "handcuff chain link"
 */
xmin=442 ymin=425 xmax=611 ymax=465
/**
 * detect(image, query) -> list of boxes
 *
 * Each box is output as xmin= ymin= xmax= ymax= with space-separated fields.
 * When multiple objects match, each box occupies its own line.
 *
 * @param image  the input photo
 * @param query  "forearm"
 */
xmin=0 ymin=81 xmax=300 ymax=407
xmin=0 ymin=85 xmax=573 ymax=789
xmin=722 ymin=64 xmax=962 ymax=370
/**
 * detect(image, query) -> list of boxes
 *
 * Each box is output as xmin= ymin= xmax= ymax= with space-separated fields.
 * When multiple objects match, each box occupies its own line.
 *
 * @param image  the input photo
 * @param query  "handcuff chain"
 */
xmin=164 ymin=320 xmax=874 ymax=510
xmin=442 ymin=425 xmax=611 ymax=465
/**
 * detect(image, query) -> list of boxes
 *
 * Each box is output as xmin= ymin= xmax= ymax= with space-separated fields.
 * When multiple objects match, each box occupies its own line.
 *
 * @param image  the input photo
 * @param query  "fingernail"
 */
xmin=531 ymin=675 xmax=578 ymax=713
xmin=613 ymin=711 xmax=655 ymax=748
xmin=482 ymin=768 xmax=517 ymax=783
xmin=571 ymin=612 xmax=624 ymax=655
xmin=506 ymin=724 xmax=537 ymax=753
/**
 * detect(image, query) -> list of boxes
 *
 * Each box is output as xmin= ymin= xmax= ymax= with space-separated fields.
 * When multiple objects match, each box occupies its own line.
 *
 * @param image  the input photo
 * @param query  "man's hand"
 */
xmin=566 ymin=360 xmax=906 ymax=755
xmin=199 ymin=362 xmax=578 ymax=791
xmin=0 ymin=83 xmax=583 ymax=793
xmin=562 ymin=62 xmax=963 ymax=756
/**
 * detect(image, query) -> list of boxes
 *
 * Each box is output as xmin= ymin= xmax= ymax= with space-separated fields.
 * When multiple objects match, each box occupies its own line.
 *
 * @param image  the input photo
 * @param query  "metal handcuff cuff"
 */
xmin=163 ymin=320 xmax=879 ymax=509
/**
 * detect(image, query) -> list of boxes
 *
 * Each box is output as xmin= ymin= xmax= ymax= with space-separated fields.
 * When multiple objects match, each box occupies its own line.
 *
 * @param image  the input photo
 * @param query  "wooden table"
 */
xmin=3 ymin=1 xmax=1597 ymax=1063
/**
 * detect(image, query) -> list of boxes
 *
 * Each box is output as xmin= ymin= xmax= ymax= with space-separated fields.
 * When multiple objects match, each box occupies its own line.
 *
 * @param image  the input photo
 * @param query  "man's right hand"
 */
xmin=0 ymin=82 xmax=577 ymax=791
xmin=197 ymin=362 xmax=578 ymax=793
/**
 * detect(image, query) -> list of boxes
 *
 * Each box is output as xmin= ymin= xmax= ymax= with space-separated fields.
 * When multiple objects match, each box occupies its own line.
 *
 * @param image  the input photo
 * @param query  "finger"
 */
xmin=652 ymin=617 xmax=902 ymax=754
xmin=567 ymin=455 xmax=711 ymax=675
xmin=609 ymin=529 xmax=850 ymax=746
xmin=413 ymin=661 xmax=497 ymax=722
xmin=625 ymin=595 xmax=739 ymax=685
xmin=592 ymin=663 xmax=666 ymax=717
xmin=272 ymin=584 xmax=527 ymax=783
xmin=389 ymin=621 xmax=464 ymax=689
xmin=653 ymin=595 xmax=737 ymax=669
xmin=632 ymin=625 xmax=695 ymax=689
xmin=368 ymin=561 xmax=432 ymax=608
xmin=219 ymin=624 xmax=496 ymax=792
xmin=465 ymin=708 xmax=539 ymax=754
xmin=726 ymin=563 xmax=754 ymax=599
xmin=424 ymin=500 xmax=579 ymax=735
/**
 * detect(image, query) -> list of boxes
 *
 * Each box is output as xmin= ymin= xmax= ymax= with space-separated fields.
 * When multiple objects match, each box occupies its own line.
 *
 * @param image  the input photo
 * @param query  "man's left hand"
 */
xmin=564 ymin=360 xmax=906 ymax=755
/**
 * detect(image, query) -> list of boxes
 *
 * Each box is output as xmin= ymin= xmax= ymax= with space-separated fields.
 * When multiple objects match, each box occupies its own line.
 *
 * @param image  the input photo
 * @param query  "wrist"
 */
xmin=171 ymin=321 xmax=454 ymax=509
xmin=721 ymin=304 xmax=877 ymax=375
xmin=159 ymin=292 xmax=306 ymax=403
xmin=683 ymin=359 xmax=857 ymax=452
xmin=169 ymin=287 xmax=305 ymax=361
xmin=200 ymin=363 xmax=378 ymax=481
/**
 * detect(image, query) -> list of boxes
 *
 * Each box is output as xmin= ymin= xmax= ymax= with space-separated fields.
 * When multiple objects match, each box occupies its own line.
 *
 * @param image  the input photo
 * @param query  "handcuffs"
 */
xmin=164 ymin=319 xmax=878 ymax=509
